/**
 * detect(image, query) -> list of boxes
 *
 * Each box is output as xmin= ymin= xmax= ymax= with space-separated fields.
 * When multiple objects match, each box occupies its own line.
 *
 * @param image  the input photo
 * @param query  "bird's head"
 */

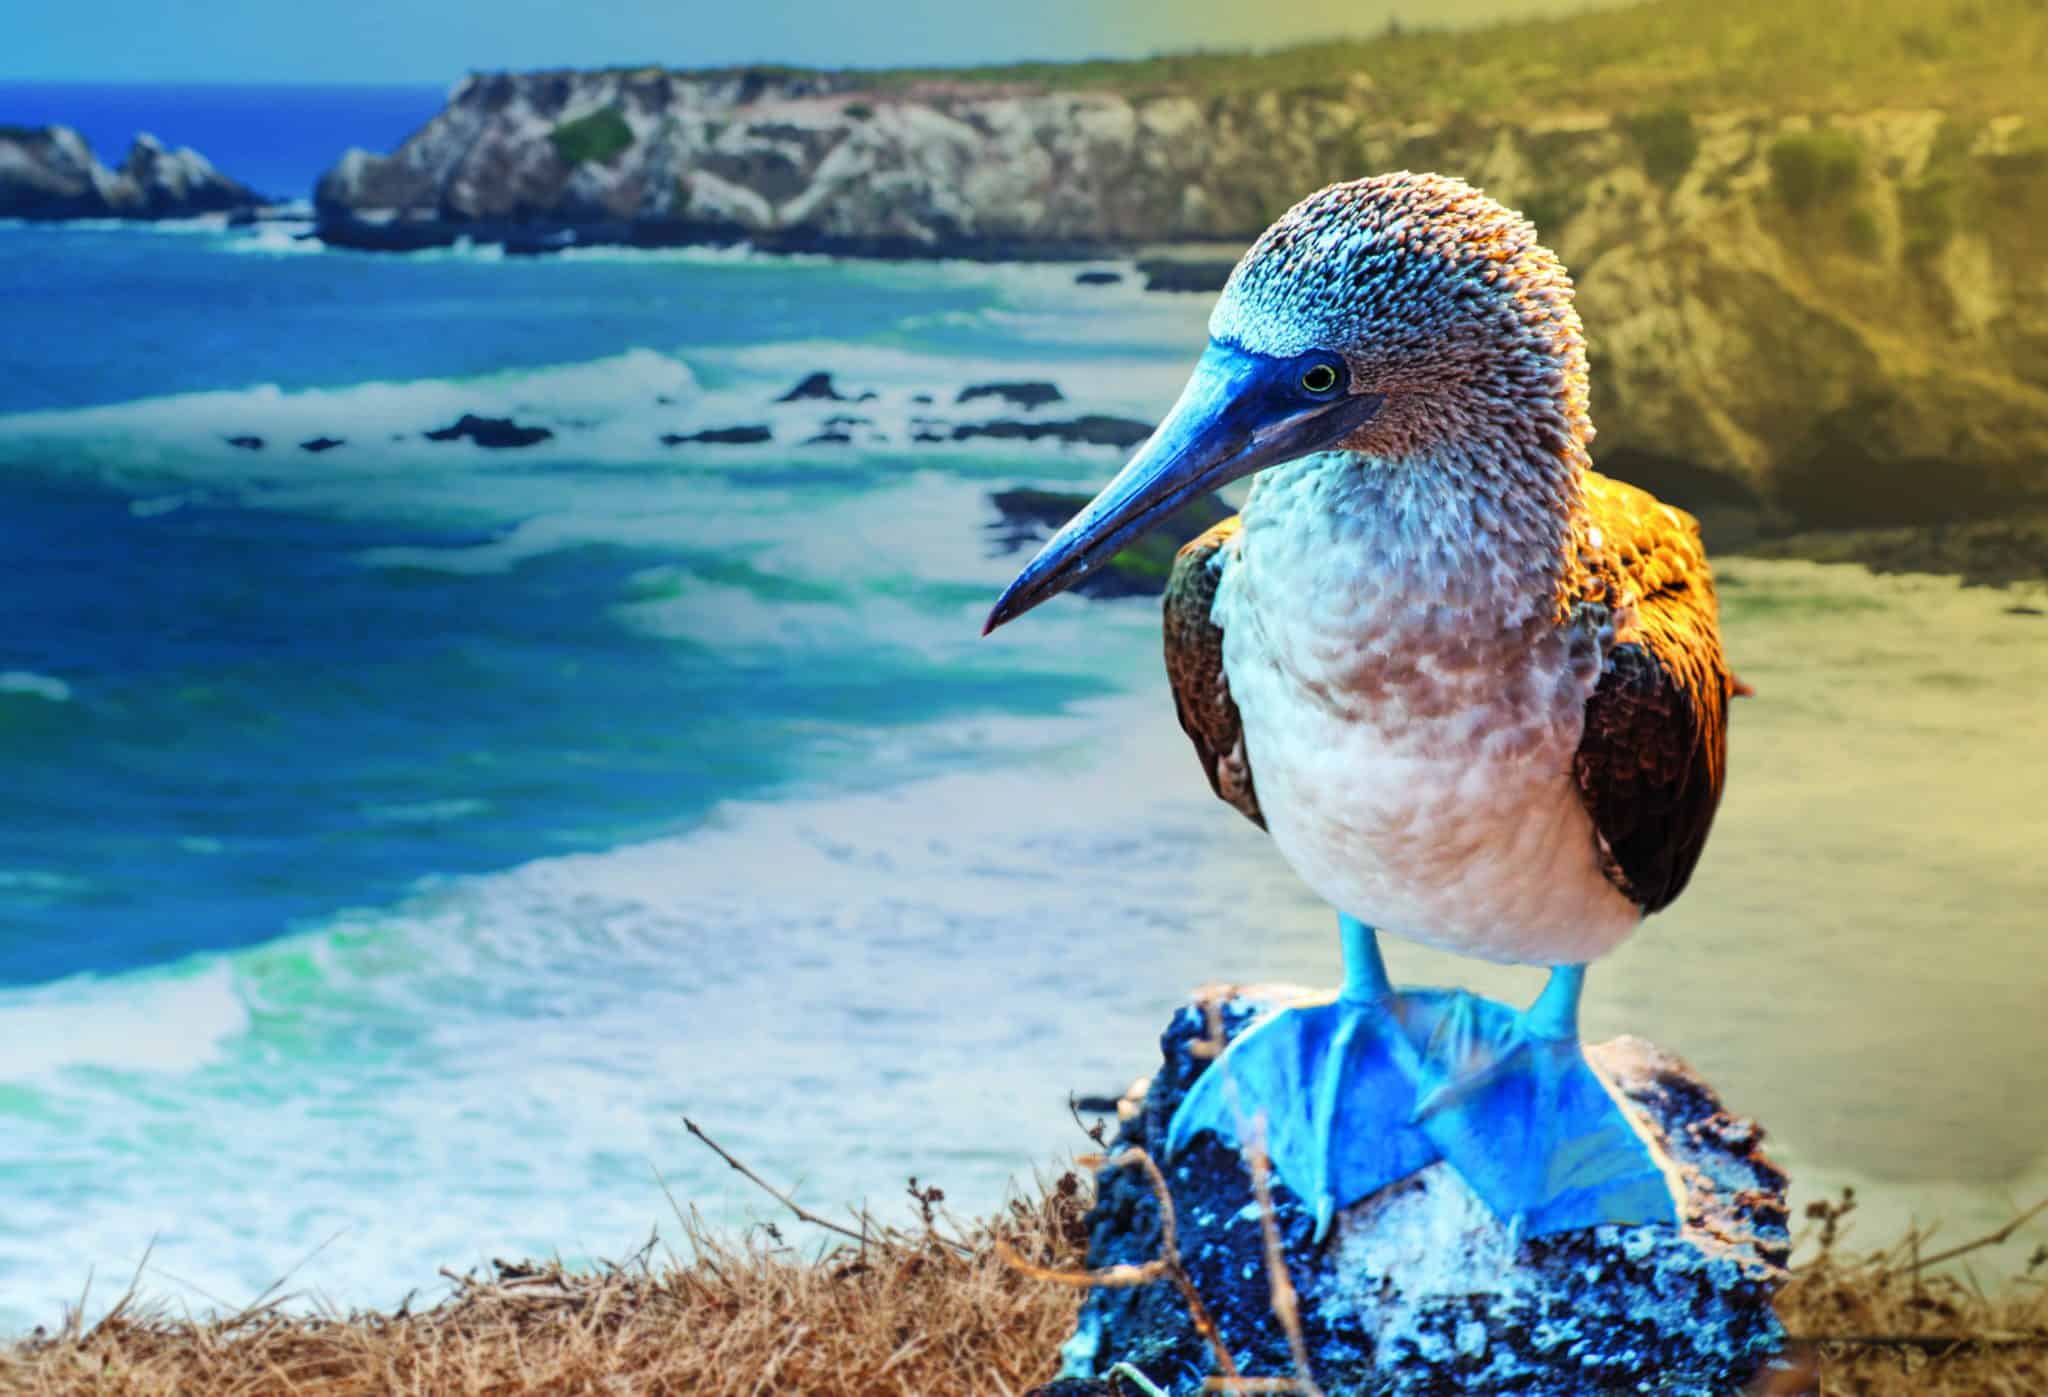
xmin=983 ymin=171 xmax=1588 ymax=634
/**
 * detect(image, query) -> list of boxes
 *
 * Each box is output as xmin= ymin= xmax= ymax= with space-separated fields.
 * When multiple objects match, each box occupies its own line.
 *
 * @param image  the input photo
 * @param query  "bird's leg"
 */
xmin=1337 ymin=912 xmax=1393 ymax=1003
xmin=1304 ymin=915 xmax=1404 ymax=1238
xmin=1524 ymin=962 xmax=1583 ymax=1039
xmin=1166 ymin=912 xmax=1438 ymax=1245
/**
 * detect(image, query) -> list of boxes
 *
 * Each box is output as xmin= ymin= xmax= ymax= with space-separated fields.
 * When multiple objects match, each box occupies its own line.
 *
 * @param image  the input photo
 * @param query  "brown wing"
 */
xmin=1570 ymin=474 xmax=1736 ymax=915
xmin=1163 ymin=517 xmax=1265 ymax=829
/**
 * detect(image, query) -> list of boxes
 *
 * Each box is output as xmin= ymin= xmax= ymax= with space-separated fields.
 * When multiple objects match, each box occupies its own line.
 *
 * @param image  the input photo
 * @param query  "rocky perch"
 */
xmin=0 ymin=126 xmax=266 ymax=219
xmin=1049 ymin=986 xmax=1791 ymax=1396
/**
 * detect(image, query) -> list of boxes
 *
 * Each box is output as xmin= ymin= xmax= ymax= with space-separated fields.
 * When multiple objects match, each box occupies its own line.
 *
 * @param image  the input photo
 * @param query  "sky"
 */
xmin=9 ymin=0 xmax=1610 ymax=84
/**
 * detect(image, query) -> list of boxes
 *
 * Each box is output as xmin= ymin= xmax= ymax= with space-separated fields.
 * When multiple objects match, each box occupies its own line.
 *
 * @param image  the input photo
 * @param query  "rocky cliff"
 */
xmin=0 ymin=126 xmax=266 ymax=220
xmin=315 ymin=71 xmax=2047 ymax=532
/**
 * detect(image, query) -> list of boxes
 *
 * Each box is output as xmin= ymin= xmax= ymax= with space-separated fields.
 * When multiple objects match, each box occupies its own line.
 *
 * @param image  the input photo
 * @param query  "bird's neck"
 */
xmin=1240 ymin=429 xmax=1586 ymax=634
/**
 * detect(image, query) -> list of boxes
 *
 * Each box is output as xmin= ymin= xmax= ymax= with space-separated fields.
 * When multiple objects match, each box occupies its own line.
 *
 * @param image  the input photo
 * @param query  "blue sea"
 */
xmin=2 ymin=88 xmax=2045 ymax=1338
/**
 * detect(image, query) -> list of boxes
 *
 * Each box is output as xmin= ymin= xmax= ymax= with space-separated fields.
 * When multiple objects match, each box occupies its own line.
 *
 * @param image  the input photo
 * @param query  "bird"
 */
xmin=983 ymin=172 xmax=1737 ymax=1241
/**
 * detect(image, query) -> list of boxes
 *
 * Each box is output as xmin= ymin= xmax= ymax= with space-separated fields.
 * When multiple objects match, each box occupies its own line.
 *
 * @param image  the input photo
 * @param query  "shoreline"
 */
xmin=1 ymin=213 xmax=2039 ymax=586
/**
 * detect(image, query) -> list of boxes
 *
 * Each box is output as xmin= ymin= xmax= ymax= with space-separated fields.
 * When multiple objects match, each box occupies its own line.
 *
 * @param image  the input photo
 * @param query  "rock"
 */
xmin=223 ymin=435 xmax=264 ymax=451
xmin=957 ymin=381 xmax=1065 ymax=410
xmin=1134 ymin=258 xmax=1237 ymax=294
xmin=953 ymin=416 xmax=1154 ymax=450
xmin=1745 ymin=513 xmax=2048 ymax=589
xmin=423 ymin=413 xmax=554 ymax=448
xmin=115 ymin=133 xmax=264 ymax=217
xmin=911 ymin=393 xmax=934 ymax=405
xmin=0 ymin=126 xmax=264 ymax=219
xmin=1061 ymin=987 xmax=1790 ymax=1396
xmin=803 ymin=429 xmax=854 ymax=445
xmin=299 ymin=437 xmax=346 ymax=453
xmin=1075 ymin=270 xmax=1124 ymax=286
xmin=987 ymin=486 xmax=1230 ymax=599
xmin=660 ymin=424 xmax=773 ymax=445
xmin=776 ymin=372 xmax=848 ymax=403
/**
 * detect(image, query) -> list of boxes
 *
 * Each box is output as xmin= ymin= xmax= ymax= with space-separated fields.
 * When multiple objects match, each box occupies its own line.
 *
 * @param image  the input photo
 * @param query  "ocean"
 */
xmin=1 ymin=90 xmax=2045 ymax=1339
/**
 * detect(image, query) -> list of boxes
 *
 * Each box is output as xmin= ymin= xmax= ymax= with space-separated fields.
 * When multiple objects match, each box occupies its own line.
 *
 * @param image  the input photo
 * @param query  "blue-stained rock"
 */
xmin=1057 ymin=986 xmax=1791 ymax=1396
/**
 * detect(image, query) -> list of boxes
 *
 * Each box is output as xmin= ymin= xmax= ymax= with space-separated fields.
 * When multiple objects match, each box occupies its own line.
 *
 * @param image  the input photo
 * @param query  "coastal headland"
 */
xmin=302 ymin=0 xmax=2046 ymax=554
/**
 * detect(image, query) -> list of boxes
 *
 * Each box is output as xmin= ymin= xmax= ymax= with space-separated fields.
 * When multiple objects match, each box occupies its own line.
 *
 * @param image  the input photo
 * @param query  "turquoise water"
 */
xmin=1 ymin=218 xmax=2043 ymax=1337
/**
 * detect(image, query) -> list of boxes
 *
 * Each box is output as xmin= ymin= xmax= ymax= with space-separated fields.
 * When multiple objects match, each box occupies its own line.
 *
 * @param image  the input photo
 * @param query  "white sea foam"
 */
xmin=0 ymin=348 xmax=702 ymax=483
xmin=0 ymin=671 xmax=71 ymax=703
xmin=361 ymin=798 xmax=491 ymax=825
xmin=0 ymin=963 xmax=248 ymax=1078
xmin=222 ymin=222 xmax=326 ymax=257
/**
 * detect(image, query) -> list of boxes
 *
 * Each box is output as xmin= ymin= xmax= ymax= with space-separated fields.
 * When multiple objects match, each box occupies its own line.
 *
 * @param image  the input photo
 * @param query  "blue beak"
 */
xmin=983 ymin=340 xmax=1383 ymax=634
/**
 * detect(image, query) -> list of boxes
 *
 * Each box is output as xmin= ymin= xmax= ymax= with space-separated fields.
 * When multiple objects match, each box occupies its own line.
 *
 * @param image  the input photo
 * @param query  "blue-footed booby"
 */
xmin=984 ymin=173 xmax=1736 ymax=1240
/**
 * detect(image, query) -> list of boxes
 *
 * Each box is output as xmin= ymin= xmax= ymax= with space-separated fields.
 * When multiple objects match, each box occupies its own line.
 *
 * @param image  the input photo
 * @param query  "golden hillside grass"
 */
xmin=870 ymin=0 xmax=2047 ymax=124
xmin=4 ymin=1141 xmax=2044 ymax=1397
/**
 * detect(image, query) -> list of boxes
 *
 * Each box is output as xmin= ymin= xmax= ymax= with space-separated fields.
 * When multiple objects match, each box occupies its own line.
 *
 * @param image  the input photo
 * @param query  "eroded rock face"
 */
xmin=0 ymin=127 xmax=264 ymax=219
xmin=1056 ymin=986 xmax=1790 ymax=1396
xmin=313 ymin=76 xmax=2048 ymax=531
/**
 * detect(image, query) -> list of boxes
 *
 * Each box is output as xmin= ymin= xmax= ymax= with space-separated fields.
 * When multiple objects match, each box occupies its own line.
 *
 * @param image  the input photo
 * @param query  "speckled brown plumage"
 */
xmin=1568 ymin=472 xmax=1735 ymax=914
xmin=1163 ymin=517 xmax=1264 ymax=830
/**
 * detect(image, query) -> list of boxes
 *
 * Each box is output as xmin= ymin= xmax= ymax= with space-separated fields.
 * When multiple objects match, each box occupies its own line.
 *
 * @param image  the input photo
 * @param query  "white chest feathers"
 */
xmin=1212 ymin=455 xmax=1641 ymax=966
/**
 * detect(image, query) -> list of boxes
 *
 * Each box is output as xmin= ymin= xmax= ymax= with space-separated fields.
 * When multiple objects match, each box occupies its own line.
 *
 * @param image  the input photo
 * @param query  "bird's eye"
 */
xmin=1300 ymin=363 xmax=1339 ymax=395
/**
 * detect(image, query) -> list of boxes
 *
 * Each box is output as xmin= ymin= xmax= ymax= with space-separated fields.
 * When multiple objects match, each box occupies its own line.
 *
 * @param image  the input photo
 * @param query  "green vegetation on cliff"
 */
xmin=549 ymin=107 xmax=633 ymax=165
xmin=1769 ymin=129 xmax=1864 ymax=208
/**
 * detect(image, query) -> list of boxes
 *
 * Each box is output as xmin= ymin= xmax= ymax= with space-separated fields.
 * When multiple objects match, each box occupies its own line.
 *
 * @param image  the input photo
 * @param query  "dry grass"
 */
xmin=1773 ymin=1189 xmax=2048 ymax=1396
xmin=5 ymin=1136 xmax=2045 ymax=1397
xmin=870 ymin=0 xmax=2048 ymax=124
xmin=0 ymin=1131 xmax=1094 ymax=1397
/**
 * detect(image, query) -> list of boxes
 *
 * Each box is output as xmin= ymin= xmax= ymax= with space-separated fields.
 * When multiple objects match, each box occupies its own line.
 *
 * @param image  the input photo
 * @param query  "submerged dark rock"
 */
xmin=1134 ymin=258 xmax=1237 ymax=294
xmin=423 ymin=414 xmax=554 ymax=448
xmin=660 ymin=425 xmax=774 ymax=445
xmin=776 ymin=372 xmax=849 ymax=403
xmin=953 ymin=416 xmax=1153 ymax=450
xmin=224 ymin=435 xmax=264 ymax=451
xmin=987 ymin=487 xmax=1229 ymax=599
xmin=298 ymin=437 xmax=345 ymax=453
xmin=1060 ymin=987 xmax=1790 ymax=1396
xmin=1746 ymin=513 xmax=2048 ymax=589
xmin=1075 ymin=270 xmax=1124 ymax=286
xmin=957 ymin=381 xmax=1065 ymax=410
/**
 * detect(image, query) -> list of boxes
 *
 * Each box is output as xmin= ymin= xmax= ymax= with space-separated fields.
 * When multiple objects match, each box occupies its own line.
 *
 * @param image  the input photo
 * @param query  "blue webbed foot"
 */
xmin=1165 ymin=922 xmax=1682 ymax=1239
xmin=1402 ymin=970 xmax=1680 ymax=1233
xmin=1165 ymin=990 xmax=1442 ymax=1242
